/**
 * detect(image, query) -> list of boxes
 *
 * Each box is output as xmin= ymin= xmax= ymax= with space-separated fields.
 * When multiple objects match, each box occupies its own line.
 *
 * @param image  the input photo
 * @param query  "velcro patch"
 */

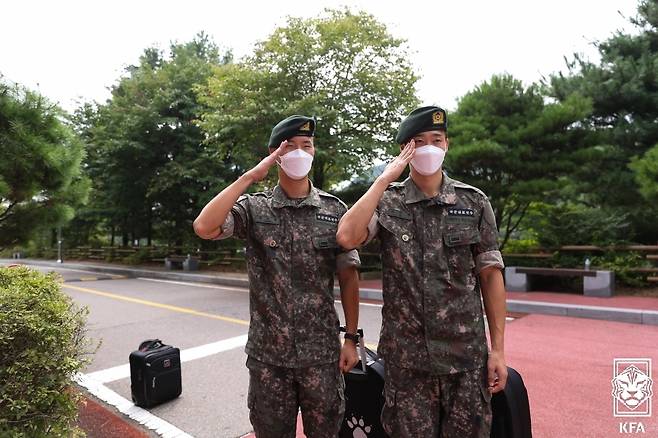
xmin=316 ymin=213 xmax=339 ymax=224
xmin=447 ymin=208 xmax=475 ymax=217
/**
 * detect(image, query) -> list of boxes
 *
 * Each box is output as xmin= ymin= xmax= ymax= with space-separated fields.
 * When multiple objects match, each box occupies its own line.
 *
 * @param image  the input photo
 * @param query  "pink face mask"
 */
xmin=411 ymin=145 xmax=446 ymax=176
xmin=278 ymin=149 xmax=314 ymax=180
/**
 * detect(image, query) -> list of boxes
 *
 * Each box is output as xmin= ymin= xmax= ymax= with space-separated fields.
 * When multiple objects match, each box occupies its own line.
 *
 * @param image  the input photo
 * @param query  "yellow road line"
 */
xmin=63 ymin=283 xmax=380 ymax=349
xmin=63 ymin=283 xmax=249 ymax=326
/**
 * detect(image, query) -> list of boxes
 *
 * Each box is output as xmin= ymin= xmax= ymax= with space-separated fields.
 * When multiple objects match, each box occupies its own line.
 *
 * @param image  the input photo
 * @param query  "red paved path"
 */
xmin=244 ymin=314 xmax=658 ymax=438
xmin=360 ymin=278 xmax=658 ymax=311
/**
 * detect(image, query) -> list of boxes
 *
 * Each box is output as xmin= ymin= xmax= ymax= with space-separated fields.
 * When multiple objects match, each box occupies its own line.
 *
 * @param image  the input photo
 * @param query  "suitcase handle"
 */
xmin=139 ymin=339 xmax=163 ymax=351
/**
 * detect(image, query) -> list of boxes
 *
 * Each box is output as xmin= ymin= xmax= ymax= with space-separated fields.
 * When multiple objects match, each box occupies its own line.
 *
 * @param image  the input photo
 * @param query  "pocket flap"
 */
xmin=444 ymin=229 xmax=481 ymax=247
xmin=384 ymin=208 xmax=412 ymax=220
xmin=313 ymin=235 xmax=338 ymax=249
xmin=253 ymin=214 xmax=279 ymax=225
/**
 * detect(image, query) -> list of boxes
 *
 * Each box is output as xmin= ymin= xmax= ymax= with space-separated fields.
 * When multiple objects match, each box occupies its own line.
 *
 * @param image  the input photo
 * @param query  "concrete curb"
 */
xmin=5 ymin=259 xmax=658 ymax=326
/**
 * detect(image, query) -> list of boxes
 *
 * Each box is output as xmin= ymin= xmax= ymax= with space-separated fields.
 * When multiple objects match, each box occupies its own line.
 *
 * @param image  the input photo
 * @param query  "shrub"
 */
xmin=122 ymin=248 xmax=152 ymax=265
xmin=0 ymin=266 xmax=92 ymax=437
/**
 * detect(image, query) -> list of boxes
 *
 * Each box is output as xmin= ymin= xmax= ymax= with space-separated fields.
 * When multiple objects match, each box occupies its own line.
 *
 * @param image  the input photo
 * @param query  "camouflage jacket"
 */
xmin=367 ymin=174 xmax=504 ymax=375
xmin=221 ymin=183 xmax=360 ymax=368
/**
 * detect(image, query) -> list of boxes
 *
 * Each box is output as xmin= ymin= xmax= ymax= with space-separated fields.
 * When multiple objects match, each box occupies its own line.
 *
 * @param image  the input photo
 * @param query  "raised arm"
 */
xmin=336 ymin=140 xmax=415 ymax=249
xmin=193 ymin=141 xmax=286 ymax=240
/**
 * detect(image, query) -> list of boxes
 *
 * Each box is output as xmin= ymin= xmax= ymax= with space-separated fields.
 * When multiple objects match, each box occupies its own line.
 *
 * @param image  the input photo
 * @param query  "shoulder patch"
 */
xmin=317 ymin=189 xmax=348 ymax=209
xmin=452 ymin=180 xmax=486 ymax=198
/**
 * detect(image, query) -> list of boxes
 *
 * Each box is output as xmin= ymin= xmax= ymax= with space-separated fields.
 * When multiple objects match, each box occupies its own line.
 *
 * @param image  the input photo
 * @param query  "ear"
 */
xmin=445 ymin=137 xmax=449 ymax=151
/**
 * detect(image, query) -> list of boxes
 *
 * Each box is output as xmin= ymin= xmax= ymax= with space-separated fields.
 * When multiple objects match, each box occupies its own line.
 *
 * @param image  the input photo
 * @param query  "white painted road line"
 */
xmin=86 ymin=334 xmax=248 ymax=384
xmin=137 ymin=277 xmax=250 ymax=293
xmin=74 ymin=373 xmax=194 ymax=438
xmin=36 ymin=265 xmax=124 ymax=277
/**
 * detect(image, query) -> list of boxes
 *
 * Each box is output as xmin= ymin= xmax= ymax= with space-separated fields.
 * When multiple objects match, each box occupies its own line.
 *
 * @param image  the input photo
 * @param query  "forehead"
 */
xmin=414 ymin=130 xmax=446 ymax=139
xmin=287 ymin=135 xmax=314 ymax=144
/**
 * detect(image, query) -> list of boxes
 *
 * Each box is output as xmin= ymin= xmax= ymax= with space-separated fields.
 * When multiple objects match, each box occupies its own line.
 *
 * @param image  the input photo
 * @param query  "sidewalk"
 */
xmin=6 ymin=258 xmax=657 ymax=326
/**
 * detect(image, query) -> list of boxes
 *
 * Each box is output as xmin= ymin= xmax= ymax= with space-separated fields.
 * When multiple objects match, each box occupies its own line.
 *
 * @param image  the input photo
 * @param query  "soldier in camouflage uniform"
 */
xmin=337 ymin=106 xmax=508 ymax=437
xmin=194 ymin=115 xmax=361 ymax=438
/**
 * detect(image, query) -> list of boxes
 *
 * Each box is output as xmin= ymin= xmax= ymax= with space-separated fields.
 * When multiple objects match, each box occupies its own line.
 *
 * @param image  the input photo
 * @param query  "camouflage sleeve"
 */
xmin=474 ymin=197 xmax=504 ymax=274
xmin=217 ymin=195 xmax=249 ymax=240
xmin=336 ymin=248 xmax=361 ymax=272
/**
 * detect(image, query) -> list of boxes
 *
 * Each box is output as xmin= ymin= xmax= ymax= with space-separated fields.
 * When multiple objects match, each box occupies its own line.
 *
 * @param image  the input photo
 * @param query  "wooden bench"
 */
xmin=505 ymin=266 xmax=615 ymax=297
xmin=165 ymin=254 xmax=199 ymax=271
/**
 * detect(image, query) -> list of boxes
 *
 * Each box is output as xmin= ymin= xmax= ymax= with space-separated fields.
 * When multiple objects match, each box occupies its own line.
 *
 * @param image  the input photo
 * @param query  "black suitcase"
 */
xmin=339 ymin=328 xmax=388 ymax=438
xmin=129 ymin=339 xmax=182 ymax=408
xmin=491 ymin=366 xmax=532 ymax=438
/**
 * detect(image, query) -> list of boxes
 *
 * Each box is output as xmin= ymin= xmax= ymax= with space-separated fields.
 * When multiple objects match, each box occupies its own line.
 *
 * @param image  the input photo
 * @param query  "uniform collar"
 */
xmin=403 ymin=172 xmax=458 ymax=205
xmin=272 ymin=180 xmax=322 ymax=209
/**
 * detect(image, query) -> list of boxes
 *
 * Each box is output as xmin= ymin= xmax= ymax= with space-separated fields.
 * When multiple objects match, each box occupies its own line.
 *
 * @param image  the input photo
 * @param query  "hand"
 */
xmin=487 ymin=350 xmax=508 ymax=394
xmin=378 ymin=140 xmax=416 ymax=184
xmin=244 ymin=140 xmax=287 ymax=183
xmin=339 ymin=341 xmax=359 ymax=373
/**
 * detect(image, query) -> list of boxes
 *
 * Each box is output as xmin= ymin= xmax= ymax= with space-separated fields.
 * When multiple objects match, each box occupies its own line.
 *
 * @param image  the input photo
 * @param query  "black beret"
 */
xmin=268 ymin=115 xmax=316 ymax=148
xmin=395 ymin=106 xmax=447 ymax=144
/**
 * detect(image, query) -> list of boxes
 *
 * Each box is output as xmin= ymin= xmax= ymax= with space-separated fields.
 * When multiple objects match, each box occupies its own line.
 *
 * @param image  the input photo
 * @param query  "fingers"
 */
xmin=396 ymin=140 xmax=415 ymax=165
xmin=487 ymin=364 xmax=497 ymax=389
xmin=488 ymin=365 xmax=508 ymax=393
xmin=273 ymin=140 xmax=288 ymax=157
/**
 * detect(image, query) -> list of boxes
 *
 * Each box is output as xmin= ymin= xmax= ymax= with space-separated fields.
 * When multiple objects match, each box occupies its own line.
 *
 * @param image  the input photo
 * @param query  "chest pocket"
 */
xmin=379 ymin=208 xmax=414 ymax=245
xmin=443 ymin=228 xmax=481 ymax=247
xmin=252 ymin=213 xmax=282 ymax=249
xmin=443 ymin=226 xmax=480 ymax=272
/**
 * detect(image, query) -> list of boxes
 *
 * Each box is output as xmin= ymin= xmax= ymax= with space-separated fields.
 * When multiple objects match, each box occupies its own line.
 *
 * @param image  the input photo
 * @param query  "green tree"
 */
xmin=76 ymin=33 xmax=233 ymax=246
xmin=549 ymin=0 xmax=658 ymax=242
xmin=630 ymin=143 xmax=658 ymax=204
xmin=198 ymin=8 xmax=419 ymax=190
xmin=445 ymin=74 xmax=592 ymax=249
xmin=0 ymin=78 xmax=89 ymax=250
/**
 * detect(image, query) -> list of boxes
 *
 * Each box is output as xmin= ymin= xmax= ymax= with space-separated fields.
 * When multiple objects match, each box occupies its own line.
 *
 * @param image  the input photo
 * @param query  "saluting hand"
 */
xmin=245 ymin=140 xmax=287 ymax=183
xmin=378 ymin=140 xmax=416 ymax=184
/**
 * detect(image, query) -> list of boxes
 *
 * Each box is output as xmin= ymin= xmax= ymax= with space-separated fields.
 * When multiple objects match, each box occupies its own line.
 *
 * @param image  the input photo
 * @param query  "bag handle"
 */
xmin=138 ymin=339 xmax=163 ymax=351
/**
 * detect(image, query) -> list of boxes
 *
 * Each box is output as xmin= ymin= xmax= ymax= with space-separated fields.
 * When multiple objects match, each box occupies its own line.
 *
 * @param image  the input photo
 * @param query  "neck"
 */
xmin=278 ymin=170 xmax=312 ymax=198
xmin=410 ymin=168 xmax=443 ymax=197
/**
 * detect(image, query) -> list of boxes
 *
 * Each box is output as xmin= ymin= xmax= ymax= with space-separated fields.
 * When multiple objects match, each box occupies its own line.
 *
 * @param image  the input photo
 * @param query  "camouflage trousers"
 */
xmin=381 ymin=364 xmax=492 ymax=438
xmin=246 ymin=356 xmax=345 ymax=438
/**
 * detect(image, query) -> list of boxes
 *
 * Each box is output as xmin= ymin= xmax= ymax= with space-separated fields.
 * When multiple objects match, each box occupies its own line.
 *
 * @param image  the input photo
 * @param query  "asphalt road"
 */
xmin=14 ymin=263 xmax=658 ymax=437
xmin=29 ymin=264 xmax=383 ymax=438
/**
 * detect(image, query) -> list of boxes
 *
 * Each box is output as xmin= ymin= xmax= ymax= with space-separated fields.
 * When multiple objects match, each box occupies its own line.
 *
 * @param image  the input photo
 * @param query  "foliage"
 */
xmin=524 ymin=202 xmax=632 ymax=248
xmin=446 ymin=74 xmax=592 ymax=249
xmin=629 ymin=142 xmax=658 ymax=204
xmin=591 ymin=252 xmax=649 ymax=288
xmin=197 ymin=8 xmax=419 ymax=190
xmin=0 ymin=79 xmax=89 ymax=250
xmin=548 ymin=0 xmax=658 ymax=242
xmin=0 ymin=266 xmax=93 ymax=437
xmin=73 ymin=33 xmax=232 ymax=246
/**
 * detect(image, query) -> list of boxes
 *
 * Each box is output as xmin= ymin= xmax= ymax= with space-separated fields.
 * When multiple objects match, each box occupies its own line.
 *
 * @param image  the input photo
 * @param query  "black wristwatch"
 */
xmin=344 ymin=332 xmax=360 ymax=344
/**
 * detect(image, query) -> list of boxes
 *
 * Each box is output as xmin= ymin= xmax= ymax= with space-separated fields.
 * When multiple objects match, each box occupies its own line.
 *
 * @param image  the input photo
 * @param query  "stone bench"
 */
xmin=164 ymin=255 xmax=199 ymax=271
xmin=505 ymin=266 xmax=614 ymax=297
